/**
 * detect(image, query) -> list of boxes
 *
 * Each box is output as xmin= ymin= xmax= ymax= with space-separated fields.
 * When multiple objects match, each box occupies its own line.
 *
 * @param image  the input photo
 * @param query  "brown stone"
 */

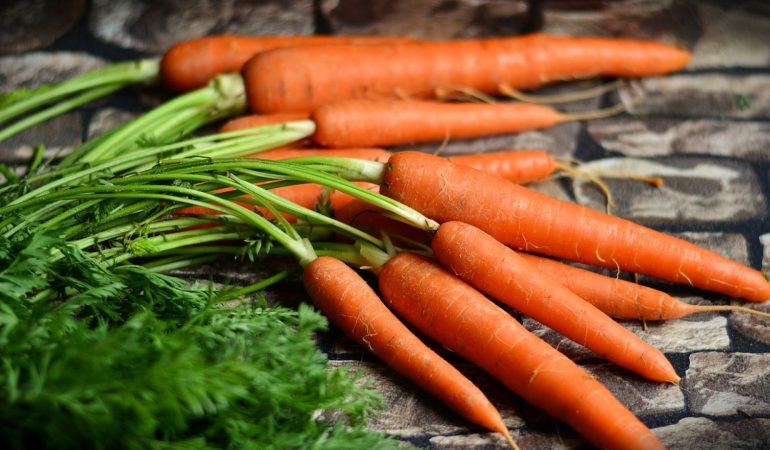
xmin=0 ymin=0 xmax=85 ymax=53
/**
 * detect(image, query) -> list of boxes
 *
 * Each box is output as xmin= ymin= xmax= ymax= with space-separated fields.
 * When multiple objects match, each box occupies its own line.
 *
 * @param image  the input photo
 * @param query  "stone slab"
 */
xmin=0 ymin=51 xmax=106 ymax=91
xmin=0 ymin=0 xmax=86 ymax=53
xmin=654 ymin=417 xmax=770 ymax=450
xmin=684 ymin=352 xmax=770 ymax=416
xmin=587 ymin=117 xmax=770 ymax=162
xmin=571 ymin=157 xmax=767 ymax=225
xmin=618 ymin=74 xmax=770 ymax=119
xmin=89 ymin=0 xmax=314 ymax=53
xmin=690 ymin=2 xmax=770 ymax=68
xmin=320 ymin=0 xmax=532 ymax=39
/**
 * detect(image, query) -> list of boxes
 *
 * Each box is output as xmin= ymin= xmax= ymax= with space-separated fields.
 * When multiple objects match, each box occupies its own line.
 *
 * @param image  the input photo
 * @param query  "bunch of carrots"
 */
xmin=4 ymin=31 xmax=769 ymax=450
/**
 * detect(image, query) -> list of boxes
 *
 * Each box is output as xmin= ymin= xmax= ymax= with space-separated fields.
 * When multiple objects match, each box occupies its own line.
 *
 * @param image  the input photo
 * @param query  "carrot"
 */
xmin=310 ymin=99 xmax=619 ymax=148
xmin=432 ymin=221 xmax=677 ymax=382
xmin=161 ymin=34 xmax=414 ymax=92
xmin=517 ymin=252 xmax=770 ymax=321
xmin=303 ymin=256 xmax=516 ymax=447
xmin=243 ymin=33 xmax=691 ymax=113
xmin=333 ymin=197 xmax=434 ymax=245
xmin=220 ymin=112 xmax=310 ymax=133
xmin=379 ymin=151 xmax=770 ymax=302
xmin=378 ymin=252 xmax=665 ymax=450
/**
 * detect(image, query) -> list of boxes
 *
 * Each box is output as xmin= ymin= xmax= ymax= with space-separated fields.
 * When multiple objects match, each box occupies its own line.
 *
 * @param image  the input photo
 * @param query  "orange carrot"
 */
xmin=379 ymin=151 xmax=770 ymax=301
xmin=379 ymin=252 xmax=665 ymax=450
xmin=243 ymin=33 xmax=691 ymax=113
xmin=310 ymin=100 xmax=566 ymax=148
xmin=161 ymin=34 xmax=414 ymax=92
xmin=518 ymin=252 xmax=770 ymax=321
xmin=432 ymin=221 xmax=677 ymax=382
xmin=220 ymin=112 xmax=310 ymax=132
xmin=303 ymin=256 xmax=515 ymax=445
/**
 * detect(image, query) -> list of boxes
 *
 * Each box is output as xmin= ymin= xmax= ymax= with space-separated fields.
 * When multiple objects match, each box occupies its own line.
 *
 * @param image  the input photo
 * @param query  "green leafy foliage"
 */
xmin=0 ymin=233 xmax=398 ymax=449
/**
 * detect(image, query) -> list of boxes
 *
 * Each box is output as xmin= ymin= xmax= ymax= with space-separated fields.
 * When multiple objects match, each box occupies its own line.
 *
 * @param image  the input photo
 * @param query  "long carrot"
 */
xmin=432 ymin=221 xmax=677 ymax=382
xmin=243 ymin=33 xmax=691 ymax=113
xmin=378 ymin=252 xmax=665 ymax=450
xmin=518 ymin=252 xmax=770 ymax=321
xmin=379 ymin=151 xmax=770 ymax=301
xmin=220 ymin=112 xmax=311 ymax=132
xmin=310 ymin=99 xmax=618 ymax=148
xmin=161 ymin=34 xmax=414 ymax=92
xmin=303 ymin=256 xmax=516 ymax=447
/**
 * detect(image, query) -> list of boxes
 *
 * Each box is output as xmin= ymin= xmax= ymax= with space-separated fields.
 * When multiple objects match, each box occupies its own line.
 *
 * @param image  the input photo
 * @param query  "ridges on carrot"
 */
xmin=378 ymin=252 xmax=666 ymax=450
xmin=378 ymin=151 xmax=770 ymax=302
xmin=242 ymin=33 xmax=692 ymax=114
xmin=431 ymin=220 xmax=679 ymax=383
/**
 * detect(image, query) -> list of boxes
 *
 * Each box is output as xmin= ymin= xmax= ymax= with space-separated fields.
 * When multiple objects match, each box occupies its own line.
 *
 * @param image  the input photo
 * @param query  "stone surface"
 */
xmin=89 ymin=0 xmax=314 ymax=53
xmin=0 ymin=52 xmax=106 ymax=91
xmin=0 ymin=112 xmax=83 ymax=162
xmin=585 ymin=363 xmax=685 ymax=416
xmin=86 ymin=108 xmax=138 ymax=139
xmin=320 ymin=0 xmax=531 ymax=38
xmin=690 ymin=2 xmax=770 ymax=68
xmin=0 ymin=0 xmax=86 ymax=53
xmin=540 ymin=0 xmax=699 ymax=47
xmin=571 ymin=157 xmax=767 ymax=225
xmin=523 ymin=315 xmax=730 ymax=360
xmin=684 ymin=352 xmax=770 ymax=416
xmin=395 ymin=122 xmax=580 ymax=160
xmin=587 ymin=117 xmax=770 ymax=161
xmin=654 ymin=417 xmax=770 ymax=450
xmin=618 ymin=74 xmax=770 ymax=119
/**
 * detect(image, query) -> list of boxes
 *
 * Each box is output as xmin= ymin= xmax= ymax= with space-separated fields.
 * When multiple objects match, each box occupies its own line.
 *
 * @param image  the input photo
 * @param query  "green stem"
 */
xmin=0 ymin=58 xmax=160 ymax=125
xmin=0 ymin=84 xmax=123 ymax=143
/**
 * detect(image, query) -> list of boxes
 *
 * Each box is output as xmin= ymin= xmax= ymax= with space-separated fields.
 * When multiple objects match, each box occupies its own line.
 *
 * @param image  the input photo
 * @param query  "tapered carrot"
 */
xmin=310 ymin=99 xmax=618 ymax=148
xmin=432 ymin=221 xmax=677 ymax=382
xmin=379 ymin=252 xmax=665 ymax=450
xmin=243 ymin=33 xmax=691 ymax=113
xmin=379 ymin=151 xmax=770 ymax=301
xmin=220 ymin=112 xmax=311 ymax=132
xmin=161 ymin=34 xmax=414 ymax=92
xmin=518 ymin=252 xmax=770 ymax=321
xmin=303 ymin=256 xmax=516 ymax=446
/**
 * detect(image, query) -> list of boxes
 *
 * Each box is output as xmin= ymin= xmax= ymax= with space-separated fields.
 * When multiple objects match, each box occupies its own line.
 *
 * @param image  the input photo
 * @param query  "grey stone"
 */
xmin=618 ymin=74 xmax=770 ymax=119
xmin=320 ymin=0 xmax=531 ymax=39
xmin=329 ymin=360 xmax=525 ymax=438
xmin=394 ymin=122 xmax=580 ymax=160
xmin=0 ymin=52 xmax=106 ymax=91
xmin=523 ymin=315 xmax=729 ymax=360
xmin=684 ymin=352 xmax=770 ymax=416
xmin=541 ymin=0 xmax=699 ymax=47
xmin=571 ymin=157 xmax=767 ymax=225
xmin=0 ymin=0 xmax=85 ymax=53
xmin=763 ymin=233 xmax=770 ymax=284
xmin=86 ymin=108 xmax=138 ymax=139
xmin=587 ymin=117 xmax=770 ymax=161
xmin=655 ymin=417 xmax=770 ymax=450
xmin=584 ymin=363 xmax=685 ymax=416
xmin=0 ymin=112 xmax=83 ymax=162
xmin=728 ymin=296 xmax=770 ymax=349
xmin=89 ymin=0 xmax=314 ymax=53
xmin=690 ymin=2 xmax=770 ymax=68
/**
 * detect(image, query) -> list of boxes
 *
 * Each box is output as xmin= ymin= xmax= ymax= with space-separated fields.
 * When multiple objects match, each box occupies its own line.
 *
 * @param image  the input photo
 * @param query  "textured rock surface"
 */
xmin=0 ymin=0 xmax=86 ymax=53
xmin=685 ymin=352 xmax=770 ymax=416
xmin=89 ymin=0 xmax=314 ymax=52
xmin=654 ymin=417 xmax=770 ymax=450
xmin=319 ymin=0 xmax=531 ymax=38
xmin=571 ymin=157 xmax=767 ymax=225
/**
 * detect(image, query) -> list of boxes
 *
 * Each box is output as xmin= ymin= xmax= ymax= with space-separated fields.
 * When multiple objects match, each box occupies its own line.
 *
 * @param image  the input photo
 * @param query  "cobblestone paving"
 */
xmin=1 ymin=0 xmax=768 ymax=448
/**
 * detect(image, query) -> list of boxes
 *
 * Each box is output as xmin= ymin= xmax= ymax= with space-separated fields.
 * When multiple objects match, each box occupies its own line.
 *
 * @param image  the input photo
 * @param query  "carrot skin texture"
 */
xmin=244 ymin=33 xmax=692 ymax=113
xmin=380 ymin=151 xmax=770 ymax=301
xmin=379 ymin=253 xmax=665 ymax=450
xmin=517 ymin=253 xmax=699 ymax=320
xmin=447 ymin=150 xmax=557 ymax=185
xmin=161 ymin=34 xmax=413 ymax=92
xmin=303 ymin=256 xmax=510 ymax=436
xmin=310 ymin=100 xmax=565 ymax=148
xmin=432 ymin=221 xmax=678 ymax=382
xmin=220 ymin=112 xmax=310 ymax=132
